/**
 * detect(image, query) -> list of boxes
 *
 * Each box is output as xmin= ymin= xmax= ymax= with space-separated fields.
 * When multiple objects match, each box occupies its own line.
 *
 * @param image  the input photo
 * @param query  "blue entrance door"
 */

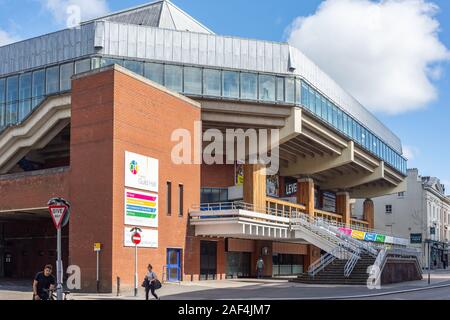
xmin=167 ymin=249 xmax=181 ymax=282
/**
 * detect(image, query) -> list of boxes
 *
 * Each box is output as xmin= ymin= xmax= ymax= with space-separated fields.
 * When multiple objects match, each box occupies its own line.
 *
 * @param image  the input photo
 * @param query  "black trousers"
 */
xmin=145 ymin=284 xmax=158 ymax=300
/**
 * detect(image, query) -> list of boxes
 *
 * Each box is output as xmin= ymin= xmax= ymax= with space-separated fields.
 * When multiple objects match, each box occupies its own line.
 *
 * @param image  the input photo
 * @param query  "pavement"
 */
xmin=1 ymin=270 xmax=450 ymax=300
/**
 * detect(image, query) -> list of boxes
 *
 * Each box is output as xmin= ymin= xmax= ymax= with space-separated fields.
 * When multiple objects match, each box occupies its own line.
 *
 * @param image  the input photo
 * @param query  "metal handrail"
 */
xmin=308 ymin=245 xmax=346 ymax=276
xmin=191 ymin=201 xmax=301 ymax=219
xmin=344 ymin=251 xmax=361 ymax=277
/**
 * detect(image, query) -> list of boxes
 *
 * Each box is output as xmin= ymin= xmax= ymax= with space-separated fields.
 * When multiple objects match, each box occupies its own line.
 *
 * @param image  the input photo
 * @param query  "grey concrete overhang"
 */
xmin=278 ymin=108 xmax=406 ymax=199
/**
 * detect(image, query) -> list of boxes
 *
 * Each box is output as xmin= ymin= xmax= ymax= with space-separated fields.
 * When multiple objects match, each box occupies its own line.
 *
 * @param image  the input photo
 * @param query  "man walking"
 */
xmin=256 ymin=257 xmax=264 ymax=279
xmin=33 ymin=264 xmax=56 ymax=300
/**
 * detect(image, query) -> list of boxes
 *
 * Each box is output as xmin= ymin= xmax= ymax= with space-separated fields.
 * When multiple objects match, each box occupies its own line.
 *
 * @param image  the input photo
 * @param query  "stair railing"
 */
xmin=308 ymin=245 xmax=346 ymax=277
xmin=344 ymin=249 xmax=361 ymax=277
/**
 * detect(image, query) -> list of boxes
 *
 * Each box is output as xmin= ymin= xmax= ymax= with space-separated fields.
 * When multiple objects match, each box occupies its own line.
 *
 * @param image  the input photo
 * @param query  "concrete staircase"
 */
xmin=291 ymin=253 xmax=376 ymax=285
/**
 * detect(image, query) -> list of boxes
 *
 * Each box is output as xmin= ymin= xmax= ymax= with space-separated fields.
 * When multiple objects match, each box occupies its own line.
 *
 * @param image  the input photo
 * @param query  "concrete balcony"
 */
xmin=189 ymin=202 xmax=296 ymax=241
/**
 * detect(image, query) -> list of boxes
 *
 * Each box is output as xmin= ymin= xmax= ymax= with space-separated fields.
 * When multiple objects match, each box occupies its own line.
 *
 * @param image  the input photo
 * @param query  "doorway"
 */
xmin=166 ymin=248 xmax=182 ymax=282
xmin=200 ymin=241 xmax=217 ymax=280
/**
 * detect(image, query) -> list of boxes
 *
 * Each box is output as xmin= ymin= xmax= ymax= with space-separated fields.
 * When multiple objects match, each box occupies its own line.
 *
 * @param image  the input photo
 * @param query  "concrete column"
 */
xmin=363 ymin=199 xmax=375 ymax=229
xmin=336 ymin=192 xmax=351 ymax=227
xmin=243 ymin=164 xmax=267 ymax=211
xmin=304 ymin=245 xmax=321 ymax=271
xmin=297 ymin=178 xmax=315 ymax=217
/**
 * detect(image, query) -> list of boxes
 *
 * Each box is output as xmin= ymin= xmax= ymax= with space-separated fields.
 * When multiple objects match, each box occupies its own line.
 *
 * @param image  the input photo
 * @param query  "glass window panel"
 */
xmin=301 ymin=82 xmax=308 ymax=107
xmin=75 ymin=58 xmax=92 ymax=74
xmin=295 ymin=79 xmax=301 ymax=105
xmin=343 ymin=113 xmax=349 ymax=135
xmin=203 ymin=69 xmax=221 ymax=97
xmin=276 ymin=77 xmax=284 ymax=102
xmin=321 ymin=97 xmax=327 ymax=120
xmin=18 ymin=73 xmax=32 ymax=122
xmin=184 ymin=66 xmax=202 ymax=95
xmin=356 ymin=123 xmax=361 ymax=145
xmin=327 ymin=101 xmax=333 ymax=124
xmin=60 ymin=62 xmax=74 ymax=91
xmin=315 ymin=93 xmax=321 ymax=117
xmin=100 ymin=58 xmax=123 ymax=68
xmin=285 ymin=78 xmax=295 ymax=104
xmin=308 ymin=87 xmax=314 ymax=111
xmin=46 ymin=66 xmax=59 ymax=94
xmin=332 ymin=105 xmax=338 ymax=127
xmin=259 ymin=74 xmax=275 ymax=102
xmin=32 ymin=70 xmax=45 ymax=109
xmin=124 ymin=60 xmax=144 ymax=75
xmin=240 ymin=72 xmax=257 ymax=100
xmin=222 ymin=71 xmax=239 ymax=98
xmin=6 ymin=76 xmax=18 ymax=125
xmin=164 ymin=64 xmax=183 ymax=92
xmin=91 ymin=57 xmax=101 ymax=70
xmin=337 ymin=109 xmax=343 ymax=131
xmin=0 ymin=78 xmax=5 ymax=127
xmin=144 ymin=62 xmax=164 ymax=85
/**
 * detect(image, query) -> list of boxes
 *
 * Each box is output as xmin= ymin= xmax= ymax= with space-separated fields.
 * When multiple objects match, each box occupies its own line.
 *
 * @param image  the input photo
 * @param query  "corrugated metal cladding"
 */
xmin=0 ymin=19 xmax=402 ymax=152
xmin=97 ymin=21 xmax=402 ymax=152
xmin=104 ymin=3 xmax=163 ymax=27
xmin=0 ymin=23 xmax=96 ymax=76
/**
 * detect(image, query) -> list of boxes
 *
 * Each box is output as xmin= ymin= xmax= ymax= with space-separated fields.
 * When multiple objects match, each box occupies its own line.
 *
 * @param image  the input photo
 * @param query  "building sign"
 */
xmin=124 ymin=189 xmax=158 ymax=228
xmin=235 ymin=162 xmax=244 ymax=186
xmin=125 ymin=151 xmax=159 ymax=192
xmin=266 ymin=174 xmax=279 ymax=198
xmin=124 ymin=227 xmax=158 ymax=248
xmin=285 ymin=180 xmax=297 ymax=196
xmin=322 ymin=192 xmax=336 ymax=213
xmin=410 ymin=233 xmax=423 ymax=244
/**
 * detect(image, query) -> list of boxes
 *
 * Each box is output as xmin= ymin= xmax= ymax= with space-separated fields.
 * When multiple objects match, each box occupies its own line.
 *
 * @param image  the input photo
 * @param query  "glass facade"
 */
xmin=0 ymin=55 xmax=407 ymax=175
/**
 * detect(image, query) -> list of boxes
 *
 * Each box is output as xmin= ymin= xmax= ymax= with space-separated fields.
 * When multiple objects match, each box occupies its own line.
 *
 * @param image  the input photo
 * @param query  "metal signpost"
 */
xmin=48 ymin=198 xmax=70 ymax=301
xmin=130 ymin=227 xmax=142 ymax=297
xmin=94 ymin=243 xmax=102 ymax=293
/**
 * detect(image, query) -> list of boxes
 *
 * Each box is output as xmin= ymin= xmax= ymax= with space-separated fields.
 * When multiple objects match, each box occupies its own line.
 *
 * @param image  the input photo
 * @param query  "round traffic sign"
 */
xmin=131 ymin=232 xmax=141 ymax=245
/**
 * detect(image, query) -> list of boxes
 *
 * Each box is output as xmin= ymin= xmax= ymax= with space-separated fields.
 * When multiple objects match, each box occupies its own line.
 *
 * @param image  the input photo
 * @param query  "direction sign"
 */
xmin=48 ymin=205 xmax=68 ymax=229
xmin=131 ymin=232 xmax=141 ymax=245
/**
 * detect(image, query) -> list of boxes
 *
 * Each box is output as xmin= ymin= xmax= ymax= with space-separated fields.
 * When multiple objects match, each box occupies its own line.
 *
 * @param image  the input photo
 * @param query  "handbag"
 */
xmin=154 ymin=279 xmax=162 ymax=290
xmin=141 ymin=278 xmax=149 ymax=288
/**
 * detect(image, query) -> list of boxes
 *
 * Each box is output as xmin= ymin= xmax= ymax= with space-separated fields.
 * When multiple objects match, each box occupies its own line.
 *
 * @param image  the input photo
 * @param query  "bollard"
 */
xmin=117 ymin=276 xmax=120 ymax=296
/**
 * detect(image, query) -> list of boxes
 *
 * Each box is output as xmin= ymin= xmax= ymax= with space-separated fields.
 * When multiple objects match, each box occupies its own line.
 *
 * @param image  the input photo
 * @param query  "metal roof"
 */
xmin=84 ymin=0 xmax=214 ymax=35
xmin=0 ymin=1 xmax=403 ymax=153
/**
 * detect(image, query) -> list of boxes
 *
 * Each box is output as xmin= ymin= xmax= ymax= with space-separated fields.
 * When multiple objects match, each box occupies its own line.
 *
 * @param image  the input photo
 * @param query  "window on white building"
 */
xmin=385 ymin=205 xmax=392 ymax=214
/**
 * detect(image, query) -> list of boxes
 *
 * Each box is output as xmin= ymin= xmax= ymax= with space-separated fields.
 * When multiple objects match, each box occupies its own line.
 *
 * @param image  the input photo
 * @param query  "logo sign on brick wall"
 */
xmin=124 ymin=227 xmax=158 ymax=248
xmin=124 ymin=189 xmax=158 ymax=228
xmin=125 ymin=151 xmax=159 ymax=192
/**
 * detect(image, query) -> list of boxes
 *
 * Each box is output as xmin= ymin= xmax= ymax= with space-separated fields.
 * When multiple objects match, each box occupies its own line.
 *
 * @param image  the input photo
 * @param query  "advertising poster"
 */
xmin=266 ymin=174 xmax=279 ymax=198
xmin=352 ymin=230 xmax=366 ymax=240
xmin=124 ymin=189 xmax=158 ymax=228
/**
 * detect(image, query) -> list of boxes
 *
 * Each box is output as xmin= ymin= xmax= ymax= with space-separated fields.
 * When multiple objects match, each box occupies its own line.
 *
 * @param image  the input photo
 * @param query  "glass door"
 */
xmin=200 ymin=241 xmax=217 ymax=280
xmin=167 ymin=249 xmax=181 ymax=282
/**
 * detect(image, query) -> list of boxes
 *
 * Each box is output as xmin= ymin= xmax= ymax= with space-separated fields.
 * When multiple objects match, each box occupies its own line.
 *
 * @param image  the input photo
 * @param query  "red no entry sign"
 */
xmin=131 ymin=232 xmax=141 ymax=245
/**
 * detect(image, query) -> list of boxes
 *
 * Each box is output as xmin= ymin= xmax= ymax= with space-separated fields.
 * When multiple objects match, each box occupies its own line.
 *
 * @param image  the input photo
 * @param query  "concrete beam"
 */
xmin=279 ymin=107 xmax=302 ymax=144
xmin=280 ymin=141 xmax=354 ymax=176
xmin=322 ymin=161 xmax=385 ymax=189
xmin=349 ymin=178 xmax=407 ymax=199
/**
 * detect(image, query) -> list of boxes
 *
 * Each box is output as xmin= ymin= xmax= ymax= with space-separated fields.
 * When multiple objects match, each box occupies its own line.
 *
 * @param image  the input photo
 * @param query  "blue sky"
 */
xmin=1 ymin=0 xmax=449 ymax=189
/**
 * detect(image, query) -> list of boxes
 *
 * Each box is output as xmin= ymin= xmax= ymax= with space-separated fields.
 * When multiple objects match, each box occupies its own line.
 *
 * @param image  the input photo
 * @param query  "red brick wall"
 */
xmin=69 ymin=69 xmax=115 ymax=292
xmin=69 ymin=67 xmax=202 ymax=292
xmin=0 ymin=169 xmax=70 ymax=211
xmin=201 ymin=163 xmax=235 ymax=188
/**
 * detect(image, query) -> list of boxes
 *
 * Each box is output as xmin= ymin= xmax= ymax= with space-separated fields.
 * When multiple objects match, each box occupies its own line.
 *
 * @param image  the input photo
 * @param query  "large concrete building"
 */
xmin=0 ymin=1 xmax=418 ymax=291
xmin=355 ymin=169 xmax=450 ymax=269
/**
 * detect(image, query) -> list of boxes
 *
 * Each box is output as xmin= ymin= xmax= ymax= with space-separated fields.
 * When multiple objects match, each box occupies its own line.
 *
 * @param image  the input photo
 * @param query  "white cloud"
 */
xmin=0 ymin=29 xmax=19 ymax=46
xmin=403 ymin=145 xmax=420 ymax=161
xmin=42 ymin=0 xmax=109 ymax=25
xmin=286 ymin=0 xmax=450 ymax=114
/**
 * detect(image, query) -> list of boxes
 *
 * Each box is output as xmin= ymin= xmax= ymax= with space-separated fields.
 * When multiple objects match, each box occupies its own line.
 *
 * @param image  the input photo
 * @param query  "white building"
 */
xmin=355 ymin=168 xmax=450 ymax=269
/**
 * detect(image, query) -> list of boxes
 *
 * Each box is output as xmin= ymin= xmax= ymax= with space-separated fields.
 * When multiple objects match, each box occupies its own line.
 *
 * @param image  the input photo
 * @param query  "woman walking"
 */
xmin=144 ymin=264 xmax=160 ymax=300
